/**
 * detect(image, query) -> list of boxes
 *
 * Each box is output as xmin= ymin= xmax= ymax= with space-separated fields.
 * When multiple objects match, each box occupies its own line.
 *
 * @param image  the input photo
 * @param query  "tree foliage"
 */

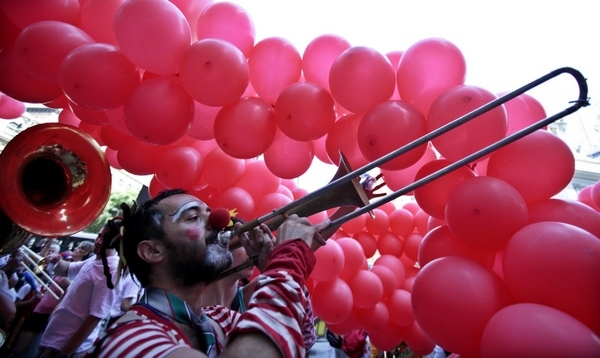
xmin=85 ymin=189 xmax=138 ymax=234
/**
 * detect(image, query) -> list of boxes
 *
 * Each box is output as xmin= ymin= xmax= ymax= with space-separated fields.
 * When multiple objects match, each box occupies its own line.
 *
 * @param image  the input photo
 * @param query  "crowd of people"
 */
xmin=0 ymin=188 xmax=332 ymax=357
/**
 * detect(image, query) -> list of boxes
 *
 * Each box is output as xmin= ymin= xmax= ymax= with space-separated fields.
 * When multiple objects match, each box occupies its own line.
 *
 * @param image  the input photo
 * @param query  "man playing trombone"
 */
xmin=91 ymin=189 xmax=330 ymax=357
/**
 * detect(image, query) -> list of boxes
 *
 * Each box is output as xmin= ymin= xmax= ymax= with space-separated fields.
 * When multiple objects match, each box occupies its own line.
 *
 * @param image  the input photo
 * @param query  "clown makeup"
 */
xmin=169 ymin=200 xmax=206 ymax=222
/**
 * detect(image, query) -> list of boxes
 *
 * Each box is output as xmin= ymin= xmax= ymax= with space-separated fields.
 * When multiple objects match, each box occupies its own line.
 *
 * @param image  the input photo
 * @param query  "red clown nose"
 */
xmin=208 ymin=207 xmax=231 ymax=230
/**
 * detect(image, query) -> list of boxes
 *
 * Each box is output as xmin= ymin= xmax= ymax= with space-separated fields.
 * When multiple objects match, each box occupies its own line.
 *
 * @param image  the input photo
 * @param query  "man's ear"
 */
xmin=137 ymin=240 xmax=166 ymax=264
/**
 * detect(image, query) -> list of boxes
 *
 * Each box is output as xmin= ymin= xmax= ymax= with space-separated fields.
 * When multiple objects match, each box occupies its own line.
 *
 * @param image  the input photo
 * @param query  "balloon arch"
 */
xmin=0 ymin=0 xmax=599 ymax=355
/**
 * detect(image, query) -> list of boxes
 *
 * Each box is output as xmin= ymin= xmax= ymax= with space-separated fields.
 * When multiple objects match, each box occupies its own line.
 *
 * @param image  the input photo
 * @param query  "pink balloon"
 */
xmin=57 ymin=107 xmax=81 ymax=127
xmin=274 ymin=82 xmax=336 ymax=141
xmin=170 ymin=0 xmax=213 ymax=40
xmin=389 ymin=208 xmax=415 ymax=238
xmin=80 ymin=0 xmax=124 ymax=45
xmin=418 ymin=225 xmax=496 ymax=269
xmin=428 ymin=85 xmax=507 ymax=163
xmin=114 ymin=0 xmax=191 ymax=75
xmin=200 ymin=147 xmax=245 ymax=190
xmin=0 ymin=0 xmax=80 ymax=29
xmin=116 ymin=137 xmax=160 ymax=175
xmin=312 ymin=278 xmax=354 ymax=324
xmin=358 ymin=100 xmax=427 ymax=170
xmin=386 ymin=50 xmax=403 ymax=100
xmin=124 ymin=76 xmax=194 ymax=145
xmin=403 ymin=322 xmax=437 ymax=356
xmin=386 ymin=289 xmax=415 ymax=326
xmin=577 ymin=185 xmax=600 ymax=211
xmin=329 ymin=46 xmax=395 ymax=114
xmin=445 ymin=176 xmax=528 ymax=252
xmin=68 ymin=100 xmax=109 ymax=126
xmin=381 ymin=143 xmax=438 ymax=194
xmin=498 ymin=92 xmax=547 ymax=135
xmin=368 ymin=321 xmax=407 ymax=352
xmin=180 ymin=39 xmax=249 ymax=107
xmin=253 ymin=192 xmax=292 ymax=219
xmin=209 ymin=187 xmax=254 ymax=222
xmin=155 ymin=145 xmax=203 ymax=189
xmin=248 ymin=37 xmax=302 ymax=105
xmin=528 ymin=198 xmax=600 ymax=238
xmin=396 ymin=38 xmax=466 ymax=116
xmin=487 ymin=130 xmax=574 ymax=204
xmin=0 ymin=92 xmax=25 ymax=119
xmin=413 ymin=159 xmax=477 ymax=220
xmin=325 ymin=113 xmax=369 ymax=170
xmin=370 ymin=265 xmax=397 ymax=299
xmin=60 ymin=43 xmax=141 ymax=111
xmin=15 ymin=21 xmax=94 ymax=84
xmin=356 ymin=301 xmax=390 ymax=333
xmin=313 ymin=134 xmax=332 ymax=164
xmin=302 ymin=34 xmax=351 ymax=92
xmin=186 ymin=101 xmax=220 ymax=140
xmin=481 ymin=303 xmax=600 ymax=357
xmin=341 ymin=214 xmax=367 ymax=235
xmin=326 ymin=310 xmax=360 ymax=335
xmin=337 ymin=237 xmax=367 ymax=280
xmin=263 ymin=129 xmax=314 ymax=179
xmin=365 ymin=208 xmax=390 ymax=236
xmin=503 ymin=222 xmax=600 ymax=334
xmin=352 ymin=231 xmax=378 ymax=258
xmin=411 ymin=256 xmax=514 ymax=356
xmin=374 ymin=255 xmax=406 ymax=289
xmin=413 ymin=209 xmax=431 ymax=236
xmin=348 ymin=270 xmax=384 ymax=309
xmin=377 ymin=232 xmax=404 ymax=257
xmin=311 ymin=239 xmax=345 ymax=282
xmin=591 ymin=182 xmax=600 ymax=209
xmin=235 ymin=160 xmax=281 ymax=203
xmin=403 ymin=233 xmax=424 ymax=262
xmin=196 ymin=2 xmax=255 ymax=58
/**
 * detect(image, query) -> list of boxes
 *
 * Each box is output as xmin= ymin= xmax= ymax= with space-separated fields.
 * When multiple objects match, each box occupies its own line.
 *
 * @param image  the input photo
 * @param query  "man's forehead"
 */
xmin=158 ymin=194 xmax=207 ymax=212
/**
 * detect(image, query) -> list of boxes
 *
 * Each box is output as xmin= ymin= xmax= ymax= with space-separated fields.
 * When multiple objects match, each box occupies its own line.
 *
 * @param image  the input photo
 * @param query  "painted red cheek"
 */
xmin=185 ymin=228 xmax=201 ymax=241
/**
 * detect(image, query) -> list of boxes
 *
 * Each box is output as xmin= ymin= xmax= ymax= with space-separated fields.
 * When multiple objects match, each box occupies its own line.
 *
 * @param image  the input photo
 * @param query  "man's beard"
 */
xmin=165 ymin=231 xmax=233 ymax=286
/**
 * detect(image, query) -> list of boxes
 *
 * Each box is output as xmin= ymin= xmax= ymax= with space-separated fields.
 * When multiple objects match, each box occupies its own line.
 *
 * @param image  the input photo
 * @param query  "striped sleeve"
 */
xmin=227 ymin=239 xmax=316 ymax=358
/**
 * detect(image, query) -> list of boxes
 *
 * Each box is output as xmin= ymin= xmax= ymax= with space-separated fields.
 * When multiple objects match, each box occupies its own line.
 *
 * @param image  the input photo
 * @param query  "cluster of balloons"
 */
xmin=1 ymin=0 xmax=599 ymax=356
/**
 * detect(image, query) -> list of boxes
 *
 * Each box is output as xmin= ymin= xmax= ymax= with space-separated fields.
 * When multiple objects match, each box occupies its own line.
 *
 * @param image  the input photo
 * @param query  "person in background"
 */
xmin=35 ymin=218 xmax=123 ymax=358
xmin=71 ymin=241 xmax=94 ymax=262
xmin=92 ymin=189 xmax=330 ymax=357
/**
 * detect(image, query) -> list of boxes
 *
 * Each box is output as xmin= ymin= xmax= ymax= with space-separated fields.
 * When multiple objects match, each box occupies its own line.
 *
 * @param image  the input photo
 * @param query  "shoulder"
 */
xmin=203 ymin=305 xmax=241 ymax=334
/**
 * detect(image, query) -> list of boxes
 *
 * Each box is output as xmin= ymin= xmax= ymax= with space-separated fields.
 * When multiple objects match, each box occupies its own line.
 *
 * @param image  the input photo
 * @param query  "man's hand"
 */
xmin=237 ymin=223 xmax=275 ymax=272
xmin=276 ymin=215 xmax=331 ymax=252
xmin=46 ymin=252 xmax=61 ymax=265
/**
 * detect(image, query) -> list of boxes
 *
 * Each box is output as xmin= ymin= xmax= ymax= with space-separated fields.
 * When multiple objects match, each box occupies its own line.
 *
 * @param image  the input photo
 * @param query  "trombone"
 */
xmin=20 ymin=245 xmax=65 ymax=300
xmin=212 ymin=67 xmax=589 ymax=282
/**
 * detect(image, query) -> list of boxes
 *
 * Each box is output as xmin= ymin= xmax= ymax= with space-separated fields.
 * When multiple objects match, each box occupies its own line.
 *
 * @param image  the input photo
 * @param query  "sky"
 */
xmin=219 ymin=0 xmax=600 ymax=191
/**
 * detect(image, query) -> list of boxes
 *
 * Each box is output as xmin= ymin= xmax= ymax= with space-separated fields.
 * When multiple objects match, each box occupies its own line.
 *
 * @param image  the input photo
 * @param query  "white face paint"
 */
xmin=170 ymin=201 xmax=205 ymax=222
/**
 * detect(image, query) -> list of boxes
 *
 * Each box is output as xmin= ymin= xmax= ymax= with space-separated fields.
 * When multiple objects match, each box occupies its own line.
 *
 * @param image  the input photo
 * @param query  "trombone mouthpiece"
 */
xmin=216 ymin=230 xmax=243 ymax=251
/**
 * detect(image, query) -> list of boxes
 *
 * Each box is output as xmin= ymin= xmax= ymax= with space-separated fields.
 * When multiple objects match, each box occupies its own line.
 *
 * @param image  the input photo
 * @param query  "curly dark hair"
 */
xmin=100 ymin=216 xmax=124 ymax=289
xmin=119 ymin=189 xmax=187 ymax=287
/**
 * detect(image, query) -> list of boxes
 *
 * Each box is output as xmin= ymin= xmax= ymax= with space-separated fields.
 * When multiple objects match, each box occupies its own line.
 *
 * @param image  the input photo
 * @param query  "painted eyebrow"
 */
xmin=169 ymin=201 xmax=205 ymax=222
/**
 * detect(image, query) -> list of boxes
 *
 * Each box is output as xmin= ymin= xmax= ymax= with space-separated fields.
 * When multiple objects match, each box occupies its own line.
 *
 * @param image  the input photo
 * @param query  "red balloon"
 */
xmin=274 ymin=82 xmax=336 ymax=141
xmin=577 ymin=185 xmax=600 ymax=211
xmin=213 ymin=97 xmax=277 ymax=159
xmin=591 ymin=182 xmax=600 ymax=209
xmin=428 ymin=85 xmax=507 ymax=163
xmin=380 ymin=142 xmax=438 ymax=194
xmin=370 ymin=265 xmax=397 ymax=299
xmin=418 ymin=225 xmax=496 ymax=269
xmin=414 ymin=159 xmax=476 ymax=220
xmin=374 ymin=255 xmax=406 ymax=289
xmin=57 ymin=108 xmax=81 ymax=127
xmin=386 ymin=51 xmax=403 ymax=100
xmin=413 ymin=209 xmax=430 ymax=236
xmin=60 ymin=43 xmax=141 ymax=111
xmin=487 ymin=130 xmax=575 ymax=205
xmin=353 ymin=231 xmax=378 ymax=258
xmin=503 ymin=222 xmax=600 ymax=334
xmin=325 ymin=113 xmax=369 ymax=170
xmin=403 ymin=322 xmax=437 ymax=356
xmin=396 ymin=38 xmax=466 ymax=116
xmin=365 ymin=209 xmax=389 ymax=236
xmin=528 ymin=198 xmax=600 ymax=238
xmin=403 ymin=233 xmax=424 ymax=262
xmin=386 ymin=289 xmax=415 ymax=326
xmin=329 ymin=46 xmax=395 ymax=114
xmin=116 ymin=138 xmax=160 ymax=176
xmin=0 ymin=48 xmax=62 ymax=103
xmin=313 ymin=134 xmax=333 ymax=164
xmin=209 ymin=187 xmax=254 ymax=222
xmin=196 ymin=2 xmax=255 ymax=58
xmin=79 ymin=0 xmax=123 ymax=46
xmin=358 ymin=100 xmax=427 ymax=170
xmin=341 ymin=214 xmax=367 ymax=235
xmin=200 ymin=147 xmax=245 ymax=190
xmin=104 ymin=106 xmax=130 ymax=135
xmin=253 ymin=192 xmax=292 ymax=218
xmin=499 ymin=92 xmax=547 ymax=135
xmin=114 ymin=0 xmax=191 ymax=75
xmin=311 ymin=239 xmax=345 ymax=282
xmin=302 ymin=34 xmax=351 ymax=92
xmin=356 ymin=301 xmax=389 ymax=333
xmin=368 ymin=321 xmax=407 ymax=352
xmin=68 ymin=100 xmax=108 ymax=126
xmin=445 ymin=176 xmax=529 ymax=252
xmin=348 ymin=270 xmax=384 ymax=309
xmin=180 ymin=39 xmax=249 ymax=107
xmin=388 ymin=208 xmax=415 ymax=238
xmin=326 ymin=310 xmax=360 ymax=335
xmin=124 ymin=76 xmax=194 ymax=145
xmin=235 ymin=160 xmax=281 ymax=203
xmin=337 ymin=237 xmax=367 ymax=280
xmin=411 ymin=256 xmax=514 ymax=356
xmin=0 ymin=0 xmax=80 ymax=29
xmin=186 ymin=101 xmax=220 ymax=140
xmin=15 ymin=21 xmax=94 ymax=84
xmin=377 ymin=232 xmax=404 ymax=257
xmin=248 ymin=37 xmax=301 ymax=105
xmin=155 ymin=146 xmax=203 ymax=189
xmin=481 ymin=303 xmax=600 ymax=357
xmin=100 ymin=124 xmax=130 ymax=150
xmin=263 ymin=129 xmax=315 ymax=179
xmin=311 ymin=278 xmax=354 ymax=324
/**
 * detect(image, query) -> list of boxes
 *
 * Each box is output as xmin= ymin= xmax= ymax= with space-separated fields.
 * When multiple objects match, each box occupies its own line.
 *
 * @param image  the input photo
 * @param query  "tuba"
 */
xmin=0 ymin=123 xmax=112 ymax=254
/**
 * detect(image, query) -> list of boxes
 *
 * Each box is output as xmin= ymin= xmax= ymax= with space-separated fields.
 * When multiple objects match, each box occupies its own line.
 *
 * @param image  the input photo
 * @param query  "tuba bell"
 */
xmin=0 ymin=123 xmax=112 ymax=254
